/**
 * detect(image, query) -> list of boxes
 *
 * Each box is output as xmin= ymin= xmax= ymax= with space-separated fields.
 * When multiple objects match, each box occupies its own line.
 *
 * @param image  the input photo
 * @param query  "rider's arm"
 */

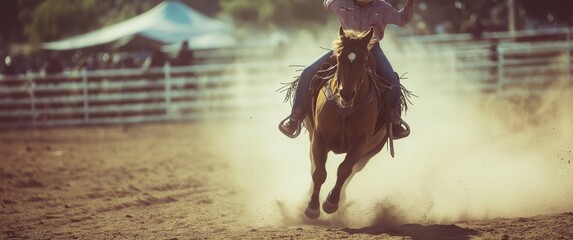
xmin=324 ymin=0 xmax=336 ymax=11
xmin=380 ymin=0 xmax=414 ymax=27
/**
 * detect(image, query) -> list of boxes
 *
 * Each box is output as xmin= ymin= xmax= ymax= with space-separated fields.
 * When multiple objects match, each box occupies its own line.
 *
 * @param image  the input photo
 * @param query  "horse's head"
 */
xmin=332 ymin=27 xmax=374 ymax=108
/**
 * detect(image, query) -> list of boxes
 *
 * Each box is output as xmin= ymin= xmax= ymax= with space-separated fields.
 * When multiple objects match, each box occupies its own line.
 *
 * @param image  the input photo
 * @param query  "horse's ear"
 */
xmin=361 ymin=27 xmax=374 ymax=47
xmin=339 ymin=26 xmax=345 ymax=37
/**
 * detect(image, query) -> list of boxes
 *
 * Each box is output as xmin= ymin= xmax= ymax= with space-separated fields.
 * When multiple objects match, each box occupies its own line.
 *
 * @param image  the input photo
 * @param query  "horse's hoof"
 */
xmin=304 ymin=205 xmax=320 ymax=220
xmin=322 ymin=199 xmax=339 ymax=214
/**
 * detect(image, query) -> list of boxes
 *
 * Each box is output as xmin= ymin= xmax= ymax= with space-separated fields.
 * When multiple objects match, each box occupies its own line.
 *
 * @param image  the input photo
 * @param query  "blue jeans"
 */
xmin=291 ymin=43 xmax=401 ymax=115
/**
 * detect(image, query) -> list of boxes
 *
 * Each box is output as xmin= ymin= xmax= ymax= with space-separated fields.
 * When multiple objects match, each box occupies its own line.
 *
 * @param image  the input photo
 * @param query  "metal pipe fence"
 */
xmin=2 ymin=29 xmax=573 ymax=129
xmin=399 ymin=29 xmax=573 ymax=96
xmin=0 ymin=61 xmax=281 ymax=129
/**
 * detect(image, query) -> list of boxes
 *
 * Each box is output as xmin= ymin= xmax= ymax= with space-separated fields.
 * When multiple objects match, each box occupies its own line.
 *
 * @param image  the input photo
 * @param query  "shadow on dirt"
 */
xmin=341 ymin=224 xmax=479 ymax=240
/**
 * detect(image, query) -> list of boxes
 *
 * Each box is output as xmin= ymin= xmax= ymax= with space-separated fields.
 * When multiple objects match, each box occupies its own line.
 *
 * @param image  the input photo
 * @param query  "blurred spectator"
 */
xmin=3 ymin=56 xmax=17 ymax=76
xmin=149 ymin=46 xmax=167 ymax=68
xmin=101 ymin=52 xmax=115 ymax=69
xmin=434 ymin=21 xmax=453 ymax=34
xmin=72 ymin=55 xmax=94 ymax=73
xmin=0 ymin=50 xmax=4 ymax=74
xmin=460 ymin=14 xmax=484 ymax=40
xmin=414 ymin=21 xmax=430 ymax=35
xmin=175 ymin=40 xmax=194 ymax=66
xmin=120 ymin=54 xmax=136 ymax=69
xmin=44 ymin=52 xmax=64 ymax=75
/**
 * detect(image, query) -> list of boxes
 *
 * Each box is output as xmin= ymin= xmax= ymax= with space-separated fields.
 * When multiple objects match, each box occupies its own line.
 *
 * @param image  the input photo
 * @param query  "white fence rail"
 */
xmin=400 ymin=32 xmax=573 ymax=96
xmin=0 ymin=61 xmax=281 ymax=129
xmin=2 ymin=29 xmax=573 ymax=129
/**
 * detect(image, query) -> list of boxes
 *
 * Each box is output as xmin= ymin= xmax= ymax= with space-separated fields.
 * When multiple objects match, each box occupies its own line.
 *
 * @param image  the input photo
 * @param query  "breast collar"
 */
xmin=323 ymin=76 xmax=376 ymax=117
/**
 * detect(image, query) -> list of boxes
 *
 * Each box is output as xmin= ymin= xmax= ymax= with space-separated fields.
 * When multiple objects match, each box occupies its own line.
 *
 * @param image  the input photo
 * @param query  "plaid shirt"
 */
xmin=324 ymin=0 xmax=414 ymax=42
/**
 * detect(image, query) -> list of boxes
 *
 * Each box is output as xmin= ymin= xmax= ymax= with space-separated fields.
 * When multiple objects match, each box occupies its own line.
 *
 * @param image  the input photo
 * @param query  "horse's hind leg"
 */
xmin=305 ymin=137 xmax=328 ymax=220
xmin=354 ymin=139 xmax=387 ymax=173
xmin=336 ymin=154 xmax=375 ymax=207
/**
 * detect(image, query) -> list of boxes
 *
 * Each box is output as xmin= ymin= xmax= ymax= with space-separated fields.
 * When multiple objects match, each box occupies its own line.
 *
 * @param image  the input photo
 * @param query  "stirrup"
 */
xmin=394 ymin=120 xmax=410 ymax=139
xmin=278 ymin=117 xmax=302 ymax=138
xmin=388 ymin=119 xmax=410 ymax=158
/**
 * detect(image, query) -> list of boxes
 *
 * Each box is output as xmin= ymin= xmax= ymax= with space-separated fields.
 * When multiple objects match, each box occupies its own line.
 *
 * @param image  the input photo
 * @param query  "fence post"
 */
xmin=450 ymin=50 xmax=458 ymax=94
xmin=567 ymin=30 xmax=572 ymax=83
xmin=496 ymin=45 xmax=505 ymax=94
xmin=164 ymin=61 xmax=172 ymax=120
xmin=29 ymin=78 xmax=36 ymax=126
xmin=82 ymin=68 xmax=90 ymax=122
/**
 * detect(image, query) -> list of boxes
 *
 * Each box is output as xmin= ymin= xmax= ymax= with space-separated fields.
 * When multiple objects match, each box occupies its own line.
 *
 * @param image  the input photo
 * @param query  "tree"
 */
xmin=0 ymin=1 xmax=20 ymax=44
xmin=19 ymin=0 xmax=222 ymax=50
xmin=387 ymin=0 xmax=572 ymax=34
xmin=23 ymin=0 xmax=167 ymax=49
xmin=25 ymin=0 xmax=99 ymax=47
xmin=181 ymin=0 xmax=220 ymax=17
xmin=219 ymin=0 xmax=327 ymax=30
xmin=5 ymin=0 xmax=573 ymax=49
xmin=519 ymin=0 xmax=573 ymax=26
xmin=0 ymin=0 xmax=42 ymax=44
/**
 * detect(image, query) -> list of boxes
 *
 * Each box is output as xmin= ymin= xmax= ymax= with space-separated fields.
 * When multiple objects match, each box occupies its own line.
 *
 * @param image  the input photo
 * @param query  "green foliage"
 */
xmin=98 ymin=0 xmax=163 ymax=26
xmin=219 ymin=0 xmax=328 ymax=30
xmin=406 ymin=0 xmax=572 ymax=34
xmin=23 ymin=0 xmax=166 ymax=48
xmin=26 ymin=0 xmax=96 ymax=45
xmin=181 ymin=0 xmax=220 ymax=17
xmin=2 ymin=0 xmax=572 ymax=49
xmin=0 ymin=0 xmax=42 ymax=44
xmin=519 ymin=0 xmax=573 ymax=24
xmin=18 ymin=0 xmax=221 ymax=50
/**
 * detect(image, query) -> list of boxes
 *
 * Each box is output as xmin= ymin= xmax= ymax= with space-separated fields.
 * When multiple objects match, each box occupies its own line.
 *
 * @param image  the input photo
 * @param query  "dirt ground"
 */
xmin=1 ymin=121 xmax=572 ymax=240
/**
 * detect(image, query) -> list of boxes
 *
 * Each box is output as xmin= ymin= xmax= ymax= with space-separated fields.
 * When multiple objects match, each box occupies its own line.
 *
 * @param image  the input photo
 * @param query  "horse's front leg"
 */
xmin=323 ymin=139 xmax=366 ymax=214
xmin=305 ymin=135 xmax=328 ymax=219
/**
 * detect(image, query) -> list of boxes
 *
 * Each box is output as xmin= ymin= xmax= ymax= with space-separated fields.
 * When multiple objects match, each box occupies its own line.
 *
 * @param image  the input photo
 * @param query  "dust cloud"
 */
xmin=205 ymin=29 xmax=573 ymax=228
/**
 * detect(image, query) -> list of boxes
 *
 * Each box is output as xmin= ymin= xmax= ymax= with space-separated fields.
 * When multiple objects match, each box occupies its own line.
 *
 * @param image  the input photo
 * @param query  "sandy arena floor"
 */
xmin=1 ymin=120 xmax=572 ymax=239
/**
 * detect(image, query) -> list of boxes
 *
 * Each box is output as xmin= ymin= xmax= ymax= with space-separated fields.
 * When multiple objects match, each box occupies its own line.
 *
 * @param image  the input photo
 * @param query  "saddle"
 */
xmin=280 ymin=53 xmax=413 ymax=157
xmin=304 ymin=54 xmax=411 ymax=157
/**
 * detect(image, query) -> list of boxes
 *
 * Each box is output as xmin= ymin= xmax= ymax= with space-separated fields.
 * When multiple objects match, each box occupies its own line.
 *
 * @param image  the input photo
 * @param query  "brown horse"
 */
xmin=298 ymin=27 xmax=395 ymax=219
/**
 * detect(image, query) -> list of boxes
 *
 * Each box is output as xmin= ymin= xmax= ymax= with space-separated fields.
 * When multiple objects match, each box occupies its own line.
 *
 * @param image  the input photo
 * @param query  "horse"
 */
xmin=284 ymin=27 xmax=400 ymax=219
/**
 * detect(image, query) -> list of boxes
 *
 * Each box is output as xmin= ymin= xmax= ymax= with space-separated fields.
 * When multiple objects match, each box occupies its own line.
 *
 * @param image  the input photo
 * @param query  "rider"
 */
xmin=279 ymin=0 xmax=415 ymax=139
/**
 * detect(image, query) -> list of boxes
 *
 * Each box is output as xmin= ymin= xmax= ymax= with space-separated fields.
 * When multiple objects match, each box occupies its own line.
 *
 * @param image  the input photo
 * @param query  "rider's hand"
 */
xmin=407 ymin=0 xmax=414 ymax=7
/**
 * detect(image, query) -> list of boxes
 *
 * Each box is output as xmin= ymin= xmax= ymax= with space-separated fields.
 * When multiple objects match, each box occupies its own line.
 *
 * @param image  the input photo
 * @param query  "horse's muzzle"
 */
xmin=336 ymin=95 xmax=355 ymax=108
xmin=337 ymin=87 xmax=356 ymax=108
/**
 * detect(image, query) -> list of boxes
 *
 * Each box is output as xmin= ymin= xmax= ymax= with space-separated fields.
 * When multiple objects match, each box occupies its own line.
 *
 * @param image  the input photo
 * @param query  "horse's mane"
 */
xmin=279 ymin=28 xmax=415 ymax=113
xmin=331 ymin=29 xmax=377 ymax=57
xmin=330 ymin=29 xmax=414 ymax=112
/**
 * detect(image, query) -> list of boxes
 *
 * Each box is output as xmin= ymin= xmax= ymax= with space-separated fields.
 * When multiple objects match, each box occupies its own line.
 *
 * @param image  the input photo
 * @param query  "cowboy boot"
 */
xmin=279 ymin=107 xmax=305 ymax=138
xmin=390 ymin=111 xmax=410 ymax=140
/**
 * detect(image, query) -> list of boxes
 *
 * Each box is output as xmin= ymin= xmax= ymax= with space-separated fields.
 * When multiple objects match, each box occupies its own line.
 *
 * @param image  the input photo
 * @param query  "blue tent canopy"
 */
xmin=42 ymin=1 xmax=235 ymax=50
